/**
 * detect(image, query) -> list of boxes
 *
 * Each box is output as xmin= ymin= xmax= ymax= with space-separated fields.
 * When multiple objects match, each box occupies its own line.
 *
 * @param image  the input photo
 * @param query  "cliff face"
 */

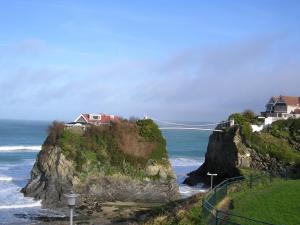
xmin=184 ymin=127 xmax=242 ymax=186
xmin=184 ymin=124 xmax=299 ymax=186
xmin=21 ymin=146 xmax=76 ymax=207
xmin=22 ymin=120 xmax=180 ymax=208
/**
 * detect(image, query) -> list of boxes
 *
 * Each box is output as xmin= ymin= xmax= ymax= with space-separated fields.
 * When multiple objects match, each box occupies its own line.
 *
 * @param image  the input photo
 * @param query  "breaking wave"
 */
xmin=0 ymin=146 xmax=41 ymax=152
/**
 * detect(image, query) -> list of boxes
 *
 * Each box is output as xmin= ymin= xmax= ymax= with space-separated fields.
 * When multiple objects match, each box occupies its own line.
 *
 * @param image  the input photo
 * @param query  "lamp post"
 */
xmin=64 ymin=190 xmax=80 ymax=225
xmin=207 ymin=172 xmax=217 ymax=191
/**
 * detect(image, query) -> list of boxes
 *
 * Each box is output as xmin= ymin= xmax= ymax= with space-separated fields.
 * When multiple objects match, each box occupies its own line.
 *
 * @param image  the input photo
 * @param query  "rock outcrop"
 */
xmin=22 ymin=146 xmax=76 ymax=207
xmin=184 ymin=125 xmax=297 ymax=186
xmin=22 ymin=120 xmax=180 ymax=208
xmin=184 ymin=127 xmax=242 ymax=186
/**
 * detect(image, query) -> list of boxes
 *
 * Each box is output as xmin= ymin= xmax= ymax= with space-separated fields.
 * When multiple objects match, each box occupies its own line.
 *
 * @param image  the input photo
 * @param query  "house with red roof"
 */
xmin=251 ymin=95 xmax=300 ymax=132
xmin=72 ymin=113 xmax=119 ymax=126
xmin=263 ymin=95 xmax=300 ymax=118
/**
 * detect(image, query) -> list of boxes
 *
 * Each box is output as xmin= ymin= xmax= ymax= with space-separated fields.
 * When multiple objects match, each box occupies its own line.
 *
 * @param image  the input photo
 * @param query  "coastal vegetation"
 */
xmin=229 ymin=112 xmax=300 ymax=164
xmin=44 ymin=119 xmax=169 ymax=180
xmin=140 ymin=194 xmax=205 ymax=225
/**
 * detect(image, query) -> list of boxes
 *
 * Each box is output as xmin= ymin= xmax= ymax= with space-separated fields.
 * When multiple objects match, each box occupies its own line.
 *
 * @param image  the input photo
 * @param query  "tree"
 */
xmin=242 ymin=109 xmax=256 ymax=123
xmin=44 ymin=121 xmax=65 ymax=146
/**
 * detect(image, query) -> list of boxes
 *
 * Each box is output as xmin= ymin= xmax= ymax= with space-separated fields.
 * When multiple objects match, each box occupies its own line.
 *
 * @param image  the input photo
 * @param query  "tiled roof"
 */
xmin=271 ymin=95 xmax=300 ymax=106
xmin=280 ymin=96 xmax=300 ymax=106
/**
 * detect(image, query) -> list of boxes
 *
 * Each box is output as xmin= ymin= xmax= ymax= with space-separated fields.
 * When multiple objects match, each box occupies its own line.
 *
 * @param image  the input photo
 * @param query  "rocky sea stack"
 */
xmin=22 ymin=119 xmax=180 ymax=208
xmin=184 ymin=115 xmax=300 ymax=186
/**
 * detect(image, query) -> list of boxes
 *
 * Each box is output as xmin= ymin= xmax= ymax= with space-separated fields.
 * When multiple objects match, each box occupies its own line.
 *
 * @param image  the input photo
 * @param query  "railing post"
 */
xmin=213 ymin=187 xmax=217 ymax=205
xmin=249 ymin=174 xmax=253 ymax=188
xmin=215 ymin=209 xmax=219 ymax=225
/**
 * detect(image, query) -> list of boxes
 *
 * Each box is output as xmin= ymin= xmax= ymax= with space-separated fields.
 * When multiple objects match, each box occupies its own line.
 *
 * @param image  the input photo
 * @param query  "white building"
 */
xmin=263 ymin=95 xmax=300 ymax=119
xmin=252 ymin=95 xmax=300 ymax=132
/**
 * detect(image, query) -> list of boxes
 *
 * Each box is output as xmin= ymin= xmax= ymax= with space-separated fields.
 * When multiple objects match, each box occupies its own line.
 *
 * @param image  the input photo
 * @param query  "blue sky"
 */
xmin=0 ymin=0 xmax=299 ymax=121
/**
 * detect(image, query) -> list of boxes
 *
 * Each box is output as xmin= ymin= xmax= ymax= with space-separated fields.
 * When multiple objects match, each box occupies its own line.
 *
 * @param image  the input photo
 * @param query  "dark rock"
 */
xmin=184 ymin=127 xmax=241 ymax=186
xmin=184 ymin=125 xmax=298 ymax=187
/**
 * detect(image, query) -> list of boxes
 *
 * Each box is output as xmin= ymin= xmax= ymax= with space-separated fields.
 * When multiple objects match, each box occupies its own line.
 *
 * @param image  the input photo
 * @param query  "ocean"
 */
xmin=0 ymin=119 xmax=210 ymax=224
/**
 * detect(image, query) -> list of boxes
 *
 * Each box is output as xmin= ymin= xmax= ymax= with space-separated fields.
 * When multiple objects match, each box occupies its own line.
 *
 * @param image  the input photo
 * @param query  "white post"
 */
xmin=70 ymin=208 xmax=73 ymax=225
xmin=207 ymin=172 xmax=218 ymax=191
xmin=64 ymin=191 xmax=79 ymax=225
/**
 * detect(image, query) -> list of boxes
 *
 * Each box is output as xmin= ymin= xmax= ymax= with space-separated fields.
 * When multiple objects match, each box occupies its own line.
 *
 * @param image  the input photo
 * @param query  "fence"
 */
xmin=202 ymin=173 xmax=279 ymax=225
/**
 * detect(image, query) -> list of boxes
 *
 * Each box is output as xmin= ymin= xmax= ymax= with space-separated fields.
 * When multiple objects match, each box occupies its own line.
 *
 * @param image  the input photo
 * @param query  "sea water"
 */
xmin=0 ymin=119 xmax=210 ymax=224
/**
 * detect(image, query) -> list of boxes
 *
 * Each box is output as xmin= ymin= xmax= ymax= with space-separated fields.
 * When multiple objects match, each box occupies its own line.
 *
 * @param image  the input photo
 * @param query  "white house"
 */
xmin=263 ymin=95 xmax=300 ymax=119
xmin=251 ymin=95 xmax=300 ymax=132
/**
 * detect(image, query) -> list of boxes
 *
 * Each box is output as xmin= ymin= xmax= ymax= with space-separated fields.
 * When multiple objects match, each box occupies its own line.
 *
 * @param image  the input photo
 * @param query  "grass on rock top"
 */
xmin=229 ymin=114 xmax=300 ymax=163
xmin=44 ymin=119 xmax=169 ymax=180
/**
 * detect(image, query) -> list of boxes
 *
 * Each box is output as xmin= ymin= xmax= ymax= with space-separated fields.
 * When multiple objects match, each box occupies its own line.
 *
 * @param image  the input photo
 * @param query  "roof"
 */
xmin=74 ymin=113 xmax=119 ymax=125
xmin=280 ymin=96 xmax=300 ymax=106
xmin=269 ymin=95 xmax=300 ymax=106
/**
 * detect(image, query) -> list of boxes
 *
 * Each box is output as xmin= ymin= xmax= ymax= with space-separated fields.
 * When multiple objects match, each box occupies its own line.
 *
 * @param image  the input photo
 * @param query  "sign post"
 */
xmin=207 ymin=172 xmax=218 ymax=191
xmin=64 ymin=191 xmax=80 ymax=225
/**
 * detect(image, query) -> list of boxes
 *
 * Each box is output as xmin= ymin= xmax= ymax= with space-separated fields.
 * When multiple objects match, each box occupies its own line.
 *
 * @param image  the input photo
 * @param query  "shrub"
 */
xmin=56 ymin=119 xmax=169 ymax=179
xmin=229 ymin=113 xmax=300 ymax=164
xmin=242 ymin=109 xmax=257 ymax=123
xmin=44 ymin=121 xmax=65 ymax=146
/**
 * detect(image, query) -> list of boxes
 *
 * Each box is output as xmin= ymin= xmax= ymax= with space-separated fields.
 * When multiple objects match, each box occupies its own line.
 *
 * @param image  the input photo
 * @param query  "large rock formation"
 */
xmin=184 ymin=127 xmax=242 ymax=186
xmin=22 ymin=120 xmax=180 ymax=208
xmin=184 ymin=123 xmax=299 ymax=186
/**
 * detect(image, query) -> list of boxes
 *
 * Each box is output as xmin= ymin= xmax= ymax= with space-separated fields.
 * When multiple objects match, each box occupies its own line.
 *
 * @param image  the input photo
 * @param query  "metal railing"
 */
xmin=202 ymin=173 xmax=279 ymax=225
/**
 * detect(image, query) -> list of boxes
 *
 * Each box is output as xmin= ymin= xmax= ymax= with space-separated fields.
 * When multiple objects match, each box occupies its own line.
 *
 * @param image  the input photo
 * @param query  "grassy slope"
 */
xmin=229 ymin=179 xmax=300 ymax=225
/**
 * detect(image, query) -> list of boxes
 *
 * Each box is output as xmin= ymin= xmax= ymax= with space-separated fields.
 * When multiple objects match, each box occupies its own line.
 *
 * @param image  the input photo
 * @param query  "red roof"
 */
xmin=280 ymin=96 xmax=300 ymax=106
xmin=75 ymin=113 xmax=119 ymax=125
xmin=270 ymin=95 xmax=300 ymax=106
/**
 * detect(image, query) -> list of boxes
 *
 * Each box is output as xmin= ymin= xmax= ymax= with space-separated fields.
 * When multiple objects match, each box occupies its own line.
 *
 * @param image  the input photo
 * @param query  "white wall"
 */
xmin=287 ymin=105 xmax=299 ymax=114
xmin=251 ymin=125 xmax=264 ymax=132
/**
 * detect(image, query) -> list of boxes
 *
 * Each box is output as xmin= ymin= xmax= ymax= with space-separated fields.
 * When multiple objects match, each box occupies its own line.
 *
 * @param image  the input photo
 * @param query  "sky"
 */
xmin=0 ymin=0 xmax=299 ymax=122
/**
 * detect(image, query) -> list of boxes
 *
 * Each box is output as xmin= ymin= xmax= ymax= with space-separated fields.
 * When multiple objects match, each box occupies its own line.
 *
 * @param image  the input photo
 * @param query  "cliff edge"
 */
xmin=184 ymin=115 xmax=300 ymax=186
xmin=22 ymin=119 xmax=180 ymax=208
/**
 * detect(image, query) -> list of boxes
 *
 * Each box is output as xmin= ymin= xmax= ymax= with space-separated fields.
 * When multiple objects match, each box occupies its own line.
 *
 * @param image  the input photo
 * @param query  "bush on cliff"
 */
xmin=46 ymin=119 xmax=169 ymax=179
xmin=137 ymin=119 xmax=168 ymax=162
xmin=229 ymin=113 xmax=300 ymax=164
xmin=44 ymin=121 xmax=65 ymax=146
xmin=270 ymin=118 xmax=300 ymax=143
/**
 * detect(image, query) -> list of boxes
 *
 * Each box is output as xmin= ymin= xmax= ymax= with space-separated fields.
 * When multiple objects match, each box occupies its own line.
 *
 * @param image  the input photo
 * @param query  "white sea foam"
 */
xmin=169 ymin=157 xmax=207 ymax=197
xmin=0 ymin=201 xmax=41 ymax=209
xmin=0 ymin=145 xmax=41 ymax=152
xmin=170 ymin=157 xmax=204 ymax=167
xmin=0 ymin=176 xmax=12 ymax=181
xmin=179 ymin=184 xmax=208 ymax=198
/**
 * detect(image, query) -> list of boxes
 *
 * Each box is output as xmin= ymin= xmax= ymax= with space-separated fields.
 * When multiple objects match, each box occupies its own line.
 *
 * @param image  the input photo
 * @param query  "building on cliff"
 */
xmin=66 ymin=113 xmax=119 ymax=127
xmin=251 ymin=95 xmax=300 ymax=132
xmin=262 ymin=95 xmax=300 ymax=119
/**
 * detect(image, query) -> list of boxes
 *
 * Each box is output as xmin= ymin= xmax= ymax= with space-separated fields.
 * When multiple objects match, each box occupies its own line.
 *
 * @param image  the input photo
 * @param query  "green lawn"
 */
xmin=229 ymin=179 xmax=300 ymax=225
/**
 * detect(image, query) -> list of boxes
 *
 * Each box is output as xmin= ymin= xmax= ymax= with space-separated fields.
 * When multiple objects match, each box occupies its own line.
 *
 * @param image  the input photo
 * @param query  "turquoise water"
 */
xmin=0 ymin=120 xmax=210 ymax=224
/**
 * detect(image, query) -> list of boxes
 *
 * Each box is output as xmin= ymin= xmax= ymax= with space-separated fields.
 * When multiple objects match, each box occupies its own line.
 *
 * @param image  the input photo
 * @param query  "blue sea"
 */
xmin=0 ymin=119 xmax=210 ymax=224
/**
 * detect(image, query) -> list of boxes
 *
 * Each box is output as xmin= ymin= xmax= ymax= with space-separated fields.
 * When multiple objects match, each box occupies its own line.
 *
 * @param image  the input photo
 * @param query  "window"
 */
xmin=92 ymin=115 xmax=99 ymax=120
